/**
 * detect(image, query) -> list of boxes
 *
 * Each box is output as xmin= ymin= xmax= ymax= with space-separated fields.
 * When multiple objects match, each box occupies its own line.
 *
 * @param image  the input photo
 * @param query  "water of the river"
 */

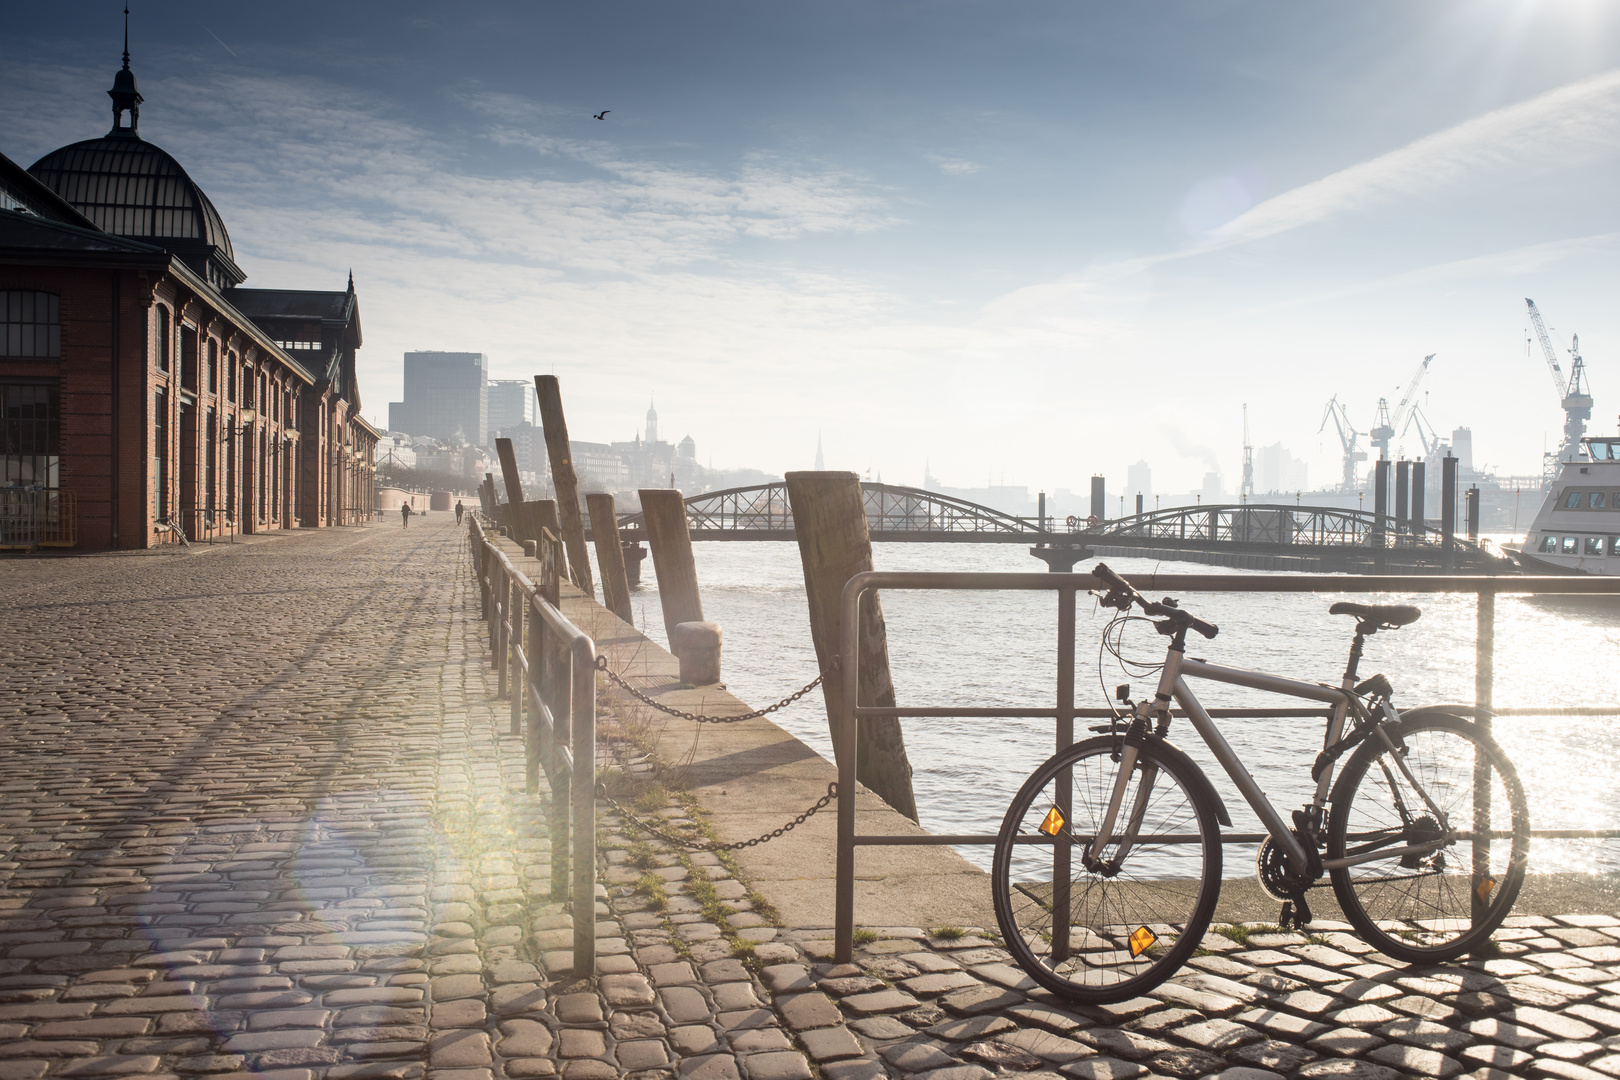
xmin=585 ymin=541 xmax=1620 ymax=876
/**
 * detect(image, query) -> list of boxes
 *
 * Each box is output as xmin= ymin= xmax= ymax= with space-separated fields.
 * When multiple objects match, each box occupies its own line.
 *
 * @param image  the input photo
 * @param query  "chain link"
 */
xmin=595 ymin=654 xmax=832 ymax=723
xmin=597 ymin=781 xmax=838 ymax=851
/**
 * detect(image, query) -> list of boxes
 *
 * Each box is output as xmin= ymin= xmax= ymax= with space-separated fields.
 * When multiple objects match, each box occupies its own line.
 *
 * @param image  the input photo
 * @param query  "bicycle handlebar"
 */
xmin=1091 ymin=562 xmax=1219 ymax=640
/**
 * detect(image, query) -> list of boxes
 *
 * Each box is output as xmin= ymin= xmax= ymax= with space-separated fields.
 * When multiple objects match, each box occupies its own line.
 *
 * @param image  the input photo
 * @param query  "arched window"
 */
xmin=3 ymin=291 xmax=61 ymax=358
xmin=155 ymin=306 xmax=170 ymax=372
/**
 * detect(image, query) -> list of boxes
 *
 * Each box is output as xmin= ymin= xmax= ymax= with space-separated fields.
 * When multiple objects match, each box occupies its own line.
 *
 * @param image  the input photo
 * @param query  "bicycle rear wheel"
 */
xmin=1328 ymin=712 xmax=1529 ymax=962
xmin=991 ymin=735 xmax=1222 ymax=1003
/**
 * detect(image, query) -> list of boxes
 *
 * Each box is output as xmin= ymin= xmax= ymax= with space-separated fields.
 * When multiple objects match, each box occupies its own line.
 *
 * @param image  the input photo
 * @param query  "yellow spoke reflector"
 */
xmin=1128 ymin=925 xmax=1157 ymax=958
xmin=1475 ymin=876 xmax=1497 ymax=905
xmin=1039 ymin=807 xmax=1065 ymax=836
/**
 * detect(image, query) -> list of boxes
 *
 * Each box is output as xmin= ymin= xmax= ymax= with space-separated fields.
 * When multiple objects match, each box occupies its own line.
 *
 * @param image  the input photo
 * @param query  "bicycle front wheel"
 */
xmin=991 ymin=735 xmax=1222 ymax=1003
xmin=1328 ymin=712 xmax=1529 ymax=962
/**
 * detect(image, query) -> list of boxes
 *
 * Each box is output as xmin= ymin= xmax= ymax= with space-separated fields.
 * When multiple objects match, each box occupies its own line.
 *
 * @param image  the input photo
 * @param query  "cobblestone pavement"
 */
xmin=7 ymin=519 xmax=1620 ymax=1080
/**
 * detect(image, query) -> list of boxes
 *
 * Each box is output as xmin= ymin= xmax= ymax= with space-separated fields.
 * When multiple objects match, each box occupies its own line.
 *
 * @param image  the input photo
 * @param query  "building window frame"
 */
xmin=2 ymin=292 xmax=61 ymax=359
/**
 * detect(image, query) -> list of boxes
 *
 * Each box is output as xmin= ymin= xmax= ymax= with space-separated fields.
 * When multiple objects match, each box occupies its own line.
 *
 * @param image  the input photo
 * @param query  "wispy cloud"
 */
xmin=1209 ymin=68 xmax=1620 ymax=249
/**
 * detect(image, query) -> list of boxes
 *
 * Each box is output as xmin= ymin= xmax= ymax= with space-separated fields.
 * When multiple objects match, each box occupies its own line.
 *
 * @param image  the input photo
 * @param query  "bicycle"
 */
xmin=991 ymin=562 xmax=1530 ymax=1003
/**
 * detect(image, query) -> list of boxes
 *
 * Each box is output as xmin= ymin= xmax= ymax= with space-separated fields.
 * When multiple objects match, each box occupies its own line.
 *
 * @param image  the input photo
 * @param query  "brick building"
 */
xmin=0 ymin=48 xmax=377 ymax=550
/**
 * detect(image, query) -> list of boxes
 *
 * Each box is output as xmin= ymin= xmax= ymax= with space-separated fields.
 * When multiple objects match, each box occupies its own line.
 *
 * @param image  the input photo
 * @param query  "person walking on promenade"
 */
xmin=455 ymin=500 xmax=465 ymax=525
xmin=401 ymin=501 xmax=411 ymax=528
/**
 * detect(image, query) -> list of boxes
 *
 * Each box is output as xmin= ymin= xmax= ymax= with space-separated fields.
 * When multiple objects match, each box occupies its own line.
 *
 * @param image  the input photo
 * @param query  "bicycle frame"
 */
xmin=1090 ymin=643 xmax=1450 ymax=877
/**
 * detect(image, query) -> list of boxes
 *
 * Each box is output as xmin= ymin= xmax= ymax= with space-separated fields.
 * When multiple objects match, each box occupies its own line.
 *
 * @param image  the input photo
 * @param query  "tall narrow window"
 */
xmin=225 ymin=427 xmax=236 ymax=522
xmin=207 ymin=340 xmax=218 ymax=394
xmin=155 ymin=306 xmax=170 ymax=372
xmin=1 ymin=380 xmax=60 ymax=487
xmin=227 ymin=352 xmax=237 ymax=403
xmin=2 ymin=292 xmax=61 ymax=358
xmin=205 ymin=407 xmax=217 ymax=513
xmin=180 ymin=326 xmax=198 ymax=393
xmin=154 ymin=389 xmax=169 ymax=521
xmin=259 ymin=429 xmax=267 ymax=521
xmin=242 ymin=366 xmax=254 ymax=408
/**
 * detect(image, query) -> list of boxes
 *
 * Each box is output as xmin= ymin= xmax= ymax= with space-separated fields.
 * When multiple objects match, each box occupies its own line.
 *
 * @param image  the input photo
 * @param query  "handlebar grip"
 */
xmin=1189 ymin=617 xmax=1218 ymax=640
xmin=1091 ymin=561 xmax=1129 ymax=590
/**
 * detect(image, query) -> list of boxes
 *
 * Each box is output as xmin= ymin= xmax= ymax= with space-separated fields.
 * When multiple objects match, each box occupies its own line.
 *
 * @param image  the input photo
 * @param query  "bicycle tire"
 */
xmin=992 ymin=735 xmax=1223 ymax=1002
xmin=1328 ymin=711 xmax=1529 ymax=962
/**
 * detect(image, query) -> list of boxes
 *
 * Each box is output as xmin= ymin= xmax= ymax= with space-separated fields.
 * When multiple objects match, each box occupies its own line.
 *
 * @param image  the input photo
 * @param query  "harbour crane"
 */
xmin=1402 ymin=404 xmax=1445 ymax=459
xmin=1241 ymin=404 xmax=1254 ymax=499
xmin=1525 ymin=298 xmax=1593 ymax=475
xmin=1318 ymin=396 xmax=1367 ymax=494
xmin=1368 ymin=354 xmax=1435 ymax=461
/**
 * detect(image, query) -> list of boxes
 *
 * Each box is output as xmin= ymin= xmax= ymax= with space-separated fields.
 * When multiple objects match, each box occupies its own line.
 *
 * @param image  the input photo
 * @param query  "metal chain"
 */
xmin=597 ymin=781 xmax=838 ymax=851
xmin=594 ymin=655 xmax=832 ymax=723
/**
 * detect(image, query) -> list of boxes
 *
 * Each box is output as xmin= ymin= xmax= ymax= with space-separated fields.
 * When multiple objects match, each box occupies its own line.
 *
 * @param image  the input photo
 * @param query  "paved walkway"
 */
xmin=5 ymin=516 xmax=1620 ymax=1080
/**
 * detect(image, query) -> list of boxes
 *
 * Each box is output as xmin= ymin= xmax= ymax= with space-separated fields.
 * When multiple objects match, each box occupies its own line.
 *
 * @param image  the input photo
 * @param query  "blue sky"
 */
xmin=6 ymin=1 xmax=1620 ymax=495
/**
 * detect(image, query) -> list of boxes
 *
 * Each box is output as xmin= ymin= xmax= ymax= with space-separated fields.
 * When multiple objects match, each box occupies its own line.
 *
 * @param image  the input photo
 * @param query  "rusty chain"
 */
xmin=597 ymin=781 xmax=838 ymax=851
xmin=594 ymin=654 xmax=832 ymax=723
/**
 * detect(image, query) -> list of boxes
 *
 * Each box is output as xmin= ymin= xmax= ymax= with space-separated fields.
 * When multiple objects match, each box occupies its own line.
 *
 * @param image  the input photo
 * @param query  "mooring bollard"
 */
xmin=522 ymin=539 xmax=537 ymax=558
xmin=671 ymin=621 xmax=722 ymax=685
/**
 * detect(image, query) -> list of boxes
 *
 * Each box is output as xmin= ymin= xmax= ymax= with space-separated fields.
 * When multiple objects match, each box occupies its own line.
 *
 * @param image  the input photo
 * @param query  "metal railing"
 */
xmin=469 ymin=517 xmax=597 ymax=972
xmin=832 ymin=570 xmax=1620 ymax=963
xmin=0 ymin=489 xmax=76 ymax=550
xmin=179 ymin=508 xmax=239 ymax=543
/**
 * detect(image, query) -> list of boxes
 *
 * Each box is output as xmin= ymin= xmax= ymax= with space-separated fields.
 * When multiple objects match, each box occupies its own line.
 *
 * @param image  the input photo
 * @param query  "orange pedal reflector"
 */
xmin=1039 ymin=807 xmax=1065 ymax=836
xmin=1128 ymin=925 xmax=1157 ymax=958
xmin=1475 ymin=876 xmax=1497 ymax=905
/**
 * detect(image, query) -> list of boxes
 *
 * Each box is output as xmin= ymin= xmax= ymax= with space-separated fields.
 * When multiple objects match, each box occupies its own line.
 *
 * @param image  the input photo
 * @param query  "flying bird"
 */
xmin=593 ymin=110 xmax=610 ymax=120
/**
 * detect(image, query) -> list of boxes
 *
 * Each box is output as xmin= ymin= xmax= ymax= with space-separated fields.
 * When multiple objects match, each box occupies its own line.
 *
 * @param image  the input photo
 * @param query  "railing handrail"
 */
xmin=830 ymin=569 xmax=1620 ymax=963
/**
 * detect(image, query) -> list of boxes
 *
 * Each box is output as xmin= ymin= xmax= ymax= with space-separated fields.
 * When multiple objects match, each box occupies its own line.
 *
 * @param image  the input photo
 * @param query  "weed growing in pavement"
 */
xmin=929 ymin=925 xmax=967 ymax=940
xmin=851 ymin=928 xmax=879 ymax=945
xmin=636 ymin=872 xmax=669 ymax=911
xmin=1209 ymin=923 xmax=1284 ymax=947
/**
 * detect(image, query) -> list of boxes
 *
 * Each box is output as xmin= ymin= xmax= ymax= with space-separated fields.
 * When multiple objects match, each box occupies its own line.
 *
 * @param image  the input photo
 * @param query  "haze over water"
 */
xmin=596 ymin=542 xmax=1620 ymax=877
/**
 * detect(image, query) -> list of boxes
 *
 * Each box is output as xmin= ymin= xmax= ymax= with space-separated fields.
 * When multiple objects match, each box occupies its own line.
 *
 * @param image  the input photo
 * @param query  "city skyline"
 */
xmin=6 ymin=3 xmax=1618 ymax=494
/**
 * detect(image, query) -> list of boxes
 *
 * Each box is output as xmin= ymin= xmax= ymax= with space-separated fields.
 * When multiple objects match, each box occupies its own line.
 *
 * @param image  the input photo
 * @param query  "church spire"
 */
xmin=108 ymin=5 xmax=144 ymax=138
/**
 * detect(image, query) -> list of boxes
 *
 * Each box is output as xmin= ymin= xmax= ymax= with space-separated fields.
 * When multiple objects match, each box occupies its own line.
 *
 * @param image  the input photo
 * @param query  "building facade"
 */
xmin=389 ymin=351 xmax=488 ymax=445
xmin=487 ymin=378 xmax=536 ymax=435
xmin=0 ymin=50 xmax=377 ymax=549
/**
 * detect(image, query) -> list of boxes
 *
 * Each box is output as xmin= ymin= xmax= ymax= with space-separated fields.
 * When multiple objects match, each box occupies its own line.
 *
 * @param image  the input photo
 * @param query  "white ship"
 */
xmin=1515 ymin=435 xmax=1620 ymax=574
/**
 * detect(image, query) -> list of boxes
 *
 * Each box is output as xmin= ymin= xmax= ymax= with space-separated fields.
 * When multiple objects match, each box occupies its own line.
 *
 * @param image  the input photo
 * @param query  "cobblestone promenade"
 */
xmin=6 ymin=518 xmax=1620 ymax=1080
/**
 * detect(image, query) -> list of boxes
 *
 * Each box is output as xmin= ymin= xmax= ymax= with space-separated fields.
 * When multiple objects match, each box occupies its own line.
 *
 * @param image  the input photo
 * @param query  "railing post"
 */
xmin=495 ymin=563 xmax=509 ymax=699
xmin=571 ymin=638 xmax=597 ymax=975
xmin=1051 ymin=583 xmax=1076 ymax=963
xmin=1473 ymin=586 xmax=1495 ymax=926
xmin=834 ymin=573 xmax=861 ymax=965
xmin=525 ymin=596 xmax=542 ymax=794
xmin=510 ymin=576 xmax=524 ymax=733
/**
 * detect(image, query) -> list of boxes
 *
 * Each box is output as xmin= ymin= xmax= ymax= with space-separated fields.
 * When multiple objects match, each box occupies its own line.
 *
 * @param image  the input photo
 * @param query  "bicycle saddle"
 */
xmin=1329 ymin=601 xmax=1421 ymax=628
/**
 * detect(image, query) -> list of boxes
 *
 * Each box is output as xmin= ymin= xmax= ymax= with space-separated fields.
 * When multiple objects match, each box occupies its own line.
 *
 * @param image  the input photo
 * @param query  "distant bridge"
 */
xmin=595 ymin=483 xmax=1508 ymax=572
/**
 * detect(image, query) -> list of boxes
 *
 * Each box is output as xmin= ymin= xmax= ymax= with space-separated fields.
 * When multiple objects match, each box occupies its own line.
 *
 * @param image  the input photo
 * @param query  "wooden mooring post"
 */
xmin=640 ymin=489 xmax=703 ymax=641
xmin=535 ymin=375 xmax=595 ymax=598
xmin=495 ymin=438 xmax=529 ymax=542
xmin=785 ymin=470 xmax=918 ymax=822
xmin=587 ymin=493 xmax=634 ymax=624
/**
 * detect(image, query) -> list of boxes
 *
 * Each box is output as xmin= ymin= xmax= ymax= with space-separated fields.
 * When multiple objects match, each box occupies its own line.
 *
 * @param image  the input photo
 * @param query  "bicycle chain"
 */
xmin=595 ymin=654 xmax=832 ymax=724
xmin=597 ymin=781 xmax=838 ymax=851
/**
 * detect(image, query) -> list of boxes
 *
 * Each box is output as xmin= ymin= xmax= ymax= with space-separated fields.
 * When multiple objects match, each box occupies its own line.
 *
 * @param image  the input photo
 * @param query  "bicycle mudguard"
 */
xmin=1130 ymin=734 xmax=1234 ymax=828
xmin=1324 ymin=706 xmax=1475 ymax=804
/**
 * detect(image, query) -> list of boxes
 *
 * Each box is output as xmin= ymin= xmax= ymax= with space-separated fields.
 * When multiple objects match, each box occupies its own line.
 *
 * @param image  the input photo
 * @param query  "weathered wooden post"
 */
xmin=640 ymin=489 xmax=703 ymax=639
xmin=587 ymin=492 xmax=634 ymax=623
xmin=534 ymin=375 xmax=594 ymax=598
xmin=495 ymin=438 xmax=529 ymax=542
xmin=785 ymin=470 xmax=918 ymax=822
xmin=534 ymin=500 xmax=568 ymax=580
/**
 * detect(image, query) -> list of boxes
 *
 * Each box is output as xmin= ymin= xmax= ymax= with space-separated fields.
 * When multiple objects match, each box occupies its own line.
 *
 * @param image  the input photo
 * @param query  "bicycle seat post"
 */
xmin=1341 ymin=626 xmax=1368 ymax=688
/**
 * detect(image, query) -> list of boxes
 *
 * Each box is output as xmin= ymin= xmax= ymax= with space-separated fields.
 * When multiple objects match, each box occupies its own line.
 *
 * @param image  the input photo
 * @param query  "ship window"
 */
xmin=1540 ymin=535 xmax=1557 ymax=553
xmin=1594 ymin=492 xmax=1609 ymax=509
xmin=1564 ymin=490 xmax=1583 ymax=508
xmin=1612 ymin=537 xmax=1620 ymax=556
xmin=1562 ymin=536 xmax=1578 ymax=554
xmin=1587 ymin=537 xmax=1605 ymax=556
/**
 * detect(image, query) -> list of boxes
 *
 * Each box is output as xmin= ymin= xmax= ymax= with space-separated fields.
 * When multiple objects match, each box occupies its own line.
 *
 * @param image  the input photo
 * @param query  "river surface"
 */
xmin=584 ymin=540 xmax=1620 ymax=876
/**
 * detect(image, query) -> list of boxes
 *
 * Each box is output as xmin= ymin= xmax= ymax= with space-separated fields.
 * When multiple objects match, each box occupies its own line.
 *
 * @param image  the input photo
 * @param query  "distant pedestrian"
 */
xmin=455 ymin=500 xmax=465 ymax=525
xmin=401 ymin=501 xmax=411 ymax=528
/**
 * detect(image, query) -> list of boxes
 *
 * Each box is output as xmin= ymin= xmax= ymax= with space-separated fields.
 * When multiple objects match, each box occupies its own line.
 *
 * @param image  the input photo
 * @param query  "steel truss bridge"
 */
xmin=604 ymin=483 xmax=1504 ymax=569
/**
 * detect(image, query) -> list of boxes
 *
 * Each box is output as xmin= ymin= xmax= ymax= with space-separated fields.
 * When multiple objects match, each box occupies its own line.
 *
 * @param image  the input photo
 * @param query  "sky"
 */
xmin=5 ymin=1 xmax=1620 ymax=497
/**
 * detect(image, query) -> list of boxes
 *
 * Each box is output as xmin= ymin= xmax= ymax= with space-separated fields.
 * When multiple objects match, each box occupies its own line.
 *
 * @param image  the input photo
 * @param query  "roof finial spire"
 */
xmin=108 ymin=5 xmax=143 ymax=137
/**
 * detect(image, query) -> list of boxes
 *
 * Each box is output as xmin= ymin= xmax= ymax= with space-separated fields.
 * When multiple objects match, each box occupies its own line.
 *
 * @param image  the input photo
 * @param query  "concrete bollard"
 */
xmin=671 ymin=621 xmax=722 ymax=686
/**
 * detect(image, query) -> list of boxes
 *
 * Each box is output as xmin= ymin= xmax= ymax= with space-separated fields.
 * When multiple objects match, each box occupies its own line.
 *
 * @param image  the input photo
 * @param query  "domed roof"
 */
xmin=28 ymin=137 xmax=244 ymax=289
